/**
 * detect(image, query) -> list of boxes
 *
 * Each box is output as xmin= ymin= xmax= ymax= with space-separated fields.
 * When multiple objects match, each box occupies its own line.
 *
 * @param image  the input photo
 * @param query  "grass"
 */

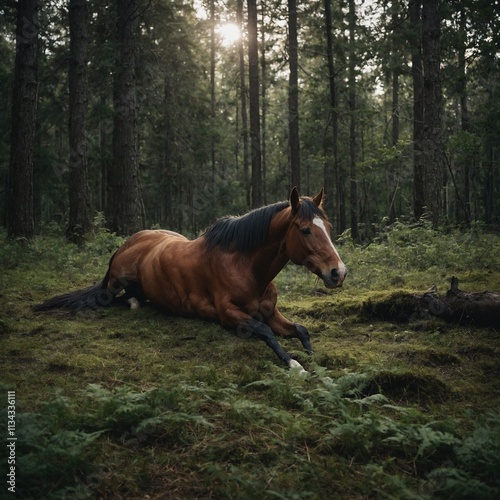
xmin=1 ymin=222 xmax=499 ymax=498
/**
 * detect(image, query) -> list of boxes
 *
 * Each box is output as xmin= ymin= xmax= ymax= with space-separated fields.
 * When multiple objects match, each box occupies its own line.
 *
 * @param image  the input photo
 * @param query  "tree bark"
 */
xmin=210 ymin=0 xmax=216 ymax=193
xmin=288 ymin=0 xmax=300 ymax=191
xmin=323 ymin=0 xmax=344 ymax=233
xmin=7 ymin=0 xmax=39 ymax=240
xmin=260 ymin=3 xmax=268 ymax=204
xmin=409 ymin=0 xmax=425 ymax=221
xmin=458 ymin=7 xmax=471 ymax=224
xmin=237 ymin=0 xmax=250 ymax=208
xmin=348 ymin=0 xmax=358 ymax=240
xmin=422 ymin=0 xmax=444 ymax=227
xmin=323 ymin=0 xmax=335 ymax=220
xmin=67 ymin=0 xmax=92 ymax=244
xmin=388 ymin=5 xmax=400 ymax=222
xmin=164 ymin=73 xmax=173 ymax=229
xmin=108 ymin=0 xmax=145 ymax=235
xmin=247 ymin=0 xmax=262 ymax=208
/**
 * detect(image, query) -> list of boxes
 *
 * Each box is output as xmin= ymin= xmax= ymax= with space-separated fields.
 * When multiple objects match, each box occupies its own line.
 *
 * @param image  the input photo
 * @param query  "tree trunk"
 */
xmin=422 ymin=0 xmax=444 ymax=227
xmin=164 ymin=73 xmax=173 ymax=229
xmin=247 ymin=0 xmax=262 ymax=208
xmin=237 ymin=0 xmax=250 ymax=208
xmin=323 ymin=0 xmax=335 ymax=220
xmin=388 ymin=67 xmax=400 ymax=222
xmin=260 ymin=3 xmax=268 ymax=204
xmin=210 ymin=0 xmax=216 ymax=193
xmin=109 ymin=0 xmax=145 ymax=235
xmin=99 ymin=94 xmax=108 ymax=213
xmin=348 ymin=0 xmax=358 ymax=240
xmin=67 ymin=0 xmax=92 ymax=244
xmin=7 ymin=0 xmax=39 ymax=240
xmin=409 ymin=0 xmax=425 ymax=221
xmin=484 ymin=118 xmax=494 ymax=225
xmin=323 ymin=0 xmax=344 ymax=233
xmin=388 ymin=6 xmax=400 ymax=222
xmin=288 ymin=0 xmax=300 ymax=191
xmin=458 ymin=7 xmax=471 ymax=224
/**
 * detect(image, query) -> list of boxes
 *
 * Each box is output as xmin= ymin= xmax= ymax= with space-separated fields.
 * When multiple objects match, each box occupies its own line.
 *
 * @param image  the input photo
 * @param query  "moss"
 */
xmin=2 ymin=229 xmax=500 ymax=498
xmin=396 ymin=348 xmax=462 ymax=367
xmin=362 ymin=370 xmax=450 ymax=404
xmin=360 ymin=291 xmax=424 ymax=322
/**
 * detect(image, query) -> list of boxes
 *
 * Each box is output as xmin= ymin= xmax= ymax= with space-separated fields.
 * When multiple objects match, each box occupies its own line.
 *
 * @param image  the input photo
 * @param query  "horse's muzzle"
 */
xmin=322 ymin=266 xmax=347 ymax=289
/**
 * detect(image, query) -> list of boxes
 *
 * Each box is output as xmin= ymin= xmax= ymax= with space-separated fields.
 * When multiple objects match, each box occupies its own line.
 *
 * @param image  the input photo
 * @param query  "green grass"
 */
xmin=1 ymin=223 xmax=499 ymax=498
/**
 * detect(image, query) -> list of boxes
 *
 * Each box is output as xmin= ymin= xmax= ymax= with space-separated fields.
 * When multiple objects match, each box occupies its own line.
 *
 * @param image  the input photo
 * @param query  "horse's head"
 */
xmin=286 ymin=187 xmax=347 ymax=289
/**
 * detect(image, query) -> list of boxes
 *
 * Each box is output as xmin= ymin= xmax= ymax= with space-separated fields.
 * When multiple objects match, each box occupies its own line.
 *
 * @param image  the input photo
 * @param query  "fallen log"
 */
xmin=361 ymin=277 xmax=500 ymax=327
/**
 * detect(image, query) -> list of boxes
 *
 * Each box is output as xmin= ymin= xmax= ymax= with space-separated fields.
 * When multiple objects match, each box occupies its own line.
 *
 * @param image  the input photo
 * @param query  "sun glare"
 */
xmin=217 ymin=23 xmax=241 ymax=47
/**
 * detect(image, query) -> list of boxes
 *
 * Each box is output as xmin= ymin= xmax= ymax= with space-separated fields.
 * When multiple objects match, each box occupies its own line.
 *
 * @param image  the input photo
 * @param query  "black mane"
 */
xmin=202 ymin=198 xmax=326 ymax=252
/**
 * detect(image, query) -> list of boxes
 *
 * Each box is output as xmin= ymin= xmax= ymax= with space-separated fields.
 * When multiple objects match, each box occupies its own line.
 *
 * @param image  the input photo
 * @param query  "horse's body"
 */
xmin=35 ymin=188 xmax=347 ymax=370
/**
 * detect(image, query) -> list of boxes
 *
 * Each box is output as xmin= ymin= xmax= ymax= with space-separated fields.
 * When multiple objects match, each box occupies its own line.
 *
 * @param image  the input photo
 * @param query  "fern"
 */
xmin=428 ymin=412 xmax=500 ymax=497
xmin=15 ymin=397 xmax=101 ymax=498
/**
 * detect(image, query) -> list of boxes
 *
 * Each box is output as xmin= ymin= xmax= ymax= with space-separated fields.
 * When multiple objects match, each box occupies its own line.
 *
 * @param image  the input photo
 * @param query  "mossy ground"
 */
xmin=1 ymin=224 xmax=499 ymax=498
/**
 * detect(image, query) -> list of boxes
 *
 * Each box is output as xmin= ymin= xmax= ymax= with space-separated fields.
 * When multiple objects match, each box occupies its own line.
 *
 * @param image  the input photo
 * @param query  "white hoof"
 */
xmin=127 ymin=297 xmax=140 ymax=310
xmin=289 ymin=359 xmax=308 ymax=375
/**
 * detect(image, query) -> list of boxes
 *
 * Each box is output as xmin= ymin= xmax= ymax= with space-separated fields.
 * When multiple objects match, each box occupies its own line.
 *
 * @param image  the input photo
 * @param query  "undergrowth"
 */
xmin=1 ymin=221 xmax=499 ymax=498
xmin=1 ymin=369 xmax=499 ymax=498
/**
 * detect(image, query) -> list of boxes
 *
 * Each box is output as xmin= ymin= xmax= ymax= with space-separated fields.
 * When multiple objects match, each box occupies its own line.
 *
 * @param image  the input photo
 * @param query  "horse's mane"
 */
xmin=202 ymin=198 xmax=326 ymax=252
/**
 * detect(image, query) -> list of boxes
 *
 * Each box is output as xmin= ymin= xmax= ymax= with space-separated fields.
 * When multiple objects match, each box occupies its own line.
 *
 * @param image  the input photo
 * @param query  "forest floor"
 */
xmin=1 ymin=222 xmax=499 ymax=499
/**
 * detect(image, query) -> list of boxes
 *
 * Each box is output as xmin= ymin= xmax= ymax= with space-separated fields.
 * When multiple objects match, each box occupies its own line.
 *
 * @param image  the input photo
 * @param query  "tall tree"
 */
xmin=288 ymin=0 xmax=300 ymax=190
xmin=409 ymin=0 xmax=425 ymax=220
xmin=348 ymin=0 xmax=358 ymax=240
xmin=248 ymin=0 xmax=262 ymax=207
xmin=323 ymin=0 xmax=342 ymax=231
xmin=67 ymin=0 xmax=91 ymax=244
xmin=108 ymin=0 xmax=145 ymax=235
xmin=260 ymin=1 xmax=268 ymax=204
xmin=387 ymin=1 xmax=402 ymax=222
xmin=421 ymin=0 xmax=444 ymax=226
xmin=210 ymin=0 xmax=216 ymax=191
xmin=457 ymin=6 xmax=471 ymax=223
xmin=237 ymin=0 xmax=250 ymax=207
xmin=7 ymin=0 xmax=39 ymax=239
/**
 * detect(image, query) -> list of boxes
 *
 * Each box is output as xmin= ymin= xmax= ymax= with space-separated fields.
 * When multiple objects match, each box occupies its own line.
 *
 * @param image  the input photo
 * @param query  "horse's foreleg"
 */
xmin=220 ymin=307 xmax=306 ymax=372
xmin=268 ymin=308 xmax=314 ymax=354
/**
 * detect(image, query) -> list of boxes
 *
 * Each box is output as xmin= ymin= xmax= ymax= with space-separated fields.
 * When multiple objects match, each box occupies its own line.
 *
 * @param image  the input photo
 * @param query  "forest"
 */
xmin=1 ymin=0 xmax=500 ymax=498
xmin=1 ymin=0 xmax=499 ymax=239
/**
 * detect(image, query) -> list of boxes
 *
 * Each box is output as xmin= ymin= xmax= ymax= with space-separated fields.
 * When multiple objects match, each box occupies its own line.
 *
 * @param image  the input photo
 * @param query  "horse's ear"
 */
xmin=313 ymin=188 xmax=324 ymax=207
xmin=290 ymin=187 xmax=300 ymax=214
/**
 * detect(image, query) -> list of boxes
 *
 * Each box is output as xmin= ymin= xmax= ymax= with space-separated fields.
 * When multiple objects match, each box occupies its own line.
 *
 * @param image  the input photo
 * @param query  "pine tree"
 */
xmin=288 ymin=0 xmax=300 ymax=190
xmin=7 ymin=0 xmax=39 ymax=240
xmin=67 ymin=0 xmax=92 ymax=243
xmin=248 ymin=0 xmax=262 ymax=207
xmin=108 ymin=0 xmax=145 ymax=235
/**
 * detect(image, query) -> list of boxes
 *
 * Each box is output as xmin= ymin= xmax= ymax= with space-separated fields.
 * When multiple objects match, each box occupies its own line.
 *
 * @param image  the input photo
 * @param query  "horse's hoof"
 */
xmin=127 ymin=297 xmax=140 ymax=310
xmin=289 ymin=359 xmax=308 ymax=375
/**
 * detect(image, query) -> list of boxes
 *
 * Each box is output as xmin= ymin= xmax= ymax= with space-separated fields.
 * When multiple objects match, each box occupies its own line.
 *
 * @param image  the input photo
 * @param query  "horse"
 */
xmin=34 ymin=188 xmax=347 ymax=371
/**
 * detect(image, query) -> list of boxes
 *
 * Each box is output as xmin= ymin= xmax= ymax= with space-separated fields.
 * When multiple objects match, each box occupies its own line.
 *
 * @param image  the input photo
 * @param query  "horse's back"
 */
xmin=124 ymin=229 xmax=189 ymax=247
xmin=109 ymin=230 xmax=187 ymax=280
xmin=109 ymin=229 xmax=208 ymax=312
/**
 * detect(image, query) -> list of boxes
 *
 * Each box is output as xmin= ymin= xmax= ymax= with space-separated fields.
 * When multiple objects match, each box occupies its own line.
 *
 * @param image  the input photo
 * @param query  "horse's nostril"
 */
xmin=331 ymin=268 xmax=339 ymax=280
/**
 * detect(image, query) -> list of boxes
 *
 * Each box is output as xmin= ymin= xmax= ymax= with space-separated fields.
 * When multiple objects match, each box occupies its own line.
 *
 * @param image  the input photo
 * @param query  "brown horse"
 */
xmin=35 ymin=188 xmax=347 ymax=371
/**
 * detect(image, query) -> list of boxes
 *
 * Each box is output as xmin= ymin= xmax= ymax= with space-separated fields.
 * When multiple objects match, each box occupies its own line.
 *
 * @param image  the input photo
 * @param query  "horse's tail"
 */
xmin=33 ymin=253 xmax=116 ymax=313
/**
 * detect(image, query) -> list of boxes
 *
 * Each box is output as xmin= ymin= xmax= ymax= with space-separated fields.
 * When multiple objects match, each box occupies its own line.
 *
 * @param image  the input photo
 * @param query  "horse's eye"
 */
xmin=301 ymin=227 xmax=311 ymax=235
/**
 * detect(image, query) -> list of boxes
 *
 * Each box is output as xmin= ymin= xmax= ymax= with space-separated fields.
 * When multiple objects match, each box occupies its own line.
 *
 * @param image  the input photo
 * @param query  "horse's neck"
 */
xmin=250 ymin=209 xmax=292 ymax=291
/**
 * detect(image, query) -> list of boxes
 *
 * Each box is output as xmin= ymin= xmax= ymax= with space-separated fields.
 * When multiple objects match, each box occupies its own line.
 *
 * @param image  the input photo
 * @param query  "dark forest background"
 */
xmin=1 ymin=0 xmax=499 ymax=242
